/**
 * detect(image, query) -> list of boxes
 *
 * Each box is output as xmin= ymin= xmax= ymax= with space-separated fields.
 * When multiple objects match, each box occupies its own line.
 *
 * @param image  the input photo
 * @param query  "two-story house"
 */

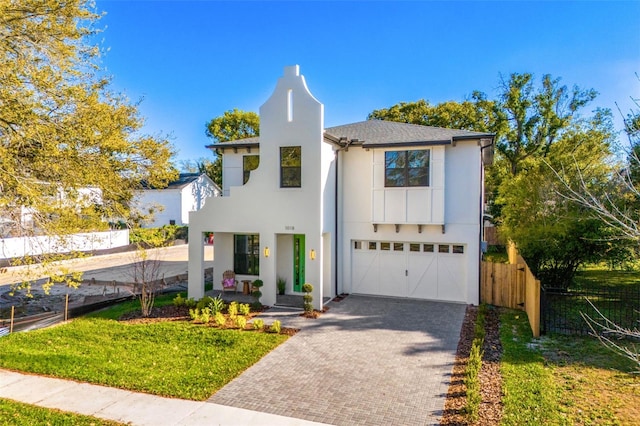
xmin=188 ymin=65 xmax=493 ymax=309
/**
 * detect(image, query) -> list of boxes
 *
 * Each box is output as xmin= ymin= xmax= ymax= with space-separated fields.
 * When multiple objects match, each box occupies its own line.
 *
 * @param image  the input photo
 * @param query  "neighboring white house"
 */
xmin=188 ymin=65 xmax=494 ymax=309
xmin=134 ymin=173 xmax=220 ymax=228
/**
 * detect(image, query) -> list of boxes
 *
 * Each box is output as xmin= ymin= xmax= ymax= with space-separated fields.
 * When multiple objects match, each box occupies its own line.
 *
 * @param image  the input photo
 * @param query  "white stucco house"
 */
xmin=188 ymin=65 xmax=494 ymax=309
xmin=134 ymin=173 xmax=220 ymax=228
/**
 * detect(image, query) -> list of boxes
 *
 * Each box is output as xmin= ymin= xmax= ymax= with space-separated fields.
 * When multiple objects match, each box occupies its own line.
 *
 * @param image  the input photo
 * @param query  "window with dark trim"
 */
xmin=243 ymin=155 xmax=259 ymax=184
xmin=384 ymin=150 xmax=430 ymax=187
xmin=280 ymin=146 xmax=301 ymax=187
xmin=234 ymin=234 xmax=259 ymax=275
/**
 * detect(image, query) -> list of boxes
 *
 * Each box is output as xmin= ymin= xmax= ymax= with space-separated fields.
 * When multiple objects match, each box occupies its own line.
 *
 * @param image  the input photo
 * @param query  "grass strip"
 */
xmin=500 ymin=309 xmax=564 ymax=425
xmin=0 ymin=398 xmax=123 ymax=426
xmin=463 ymin=304 xmax=487 ymax=423
xmin=0 ymin=316 xmax=287 ymax=401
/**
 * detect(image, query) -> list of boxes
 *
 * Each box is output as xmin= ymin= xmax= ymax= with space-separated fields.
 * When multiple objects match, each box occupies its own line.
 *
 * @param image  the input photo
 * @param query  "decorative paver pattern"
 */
xmin=209 ymin=295 xmax=465 ymax=426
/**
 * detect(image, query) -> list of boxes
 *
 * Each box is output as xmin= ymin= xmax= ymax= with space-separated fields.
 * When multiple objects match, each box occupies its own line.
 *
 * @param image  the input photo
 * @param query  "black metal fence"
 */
xmin=541 ymin=285 xmax=640 ymax=335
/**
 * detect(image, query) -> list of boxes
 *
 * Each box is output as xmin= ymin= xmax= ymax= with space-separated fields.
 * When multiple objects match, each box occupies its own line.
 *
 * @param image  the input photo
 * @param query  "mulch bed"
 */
xmin=441 ymin=305 xmax=504 ymax=425
xmin=119 ymin=304 xmax=299 ymax=335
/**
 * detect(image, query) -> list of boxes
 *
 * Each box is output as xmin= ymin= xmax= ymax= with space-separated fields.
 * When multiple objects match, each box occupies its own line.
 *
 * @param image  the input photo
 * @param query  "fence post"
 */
xmin=10 ymin=305 xmax=14 ymax=333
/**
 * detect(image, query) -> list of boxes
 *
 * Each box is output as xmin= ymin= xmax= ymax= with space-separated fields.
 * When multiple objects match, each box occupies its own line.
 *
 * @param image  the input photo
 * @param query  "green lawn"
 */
xmin=0 ymin=297 xmax=288 ymax=401
xmin=575 ymin=264 xmax=640 ymax=290
xmin=500 ymin=309 xmax=640 ymax=425
xmin=0 ymin=398 xmax=123 ymax=426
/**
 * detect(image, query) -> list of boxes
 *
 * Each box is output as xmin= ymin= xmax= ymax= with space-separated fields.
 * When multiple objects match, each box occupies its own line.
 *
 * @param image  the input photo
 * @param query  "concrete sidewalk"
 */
xmin=0 ymin=369 xmax=328 ymax=426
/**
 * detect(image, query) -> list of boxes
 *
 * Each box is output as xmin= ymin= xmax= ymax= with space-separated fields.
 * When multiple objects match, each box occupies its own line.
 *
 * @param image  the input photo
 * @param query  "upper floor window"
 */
xmin=384 ymin=150 xmax=430 ymax=187
xmin=280 ymin=146 xmax=301 ymax=188
xmin=243 ymin=155 xmax=259 ymax=184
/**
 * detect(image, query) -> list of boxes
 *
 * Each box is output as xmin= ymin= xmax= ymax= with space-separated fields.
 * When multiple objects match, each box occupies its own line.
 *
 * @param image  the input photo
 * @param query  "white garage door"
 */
xmin=351 ymin=241 xmax=467 ymax=302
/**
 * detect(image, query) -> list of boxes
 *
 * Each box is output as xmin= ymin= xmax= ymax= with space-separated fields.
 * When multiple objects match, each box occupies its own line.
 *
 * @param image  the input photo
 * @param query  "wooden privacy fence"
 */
xmin=481 ymin=243 xmax=541 ymax=337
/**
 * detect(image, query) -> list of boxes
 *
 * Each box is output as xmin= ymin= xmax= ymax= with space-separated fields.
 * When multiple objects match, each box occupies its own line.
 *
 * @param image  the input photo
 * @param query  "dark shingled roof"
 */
xmin=205 ymin=120 xmax=494 ymax=150
xmin=325 ymin=120 xmax=494 ymax=148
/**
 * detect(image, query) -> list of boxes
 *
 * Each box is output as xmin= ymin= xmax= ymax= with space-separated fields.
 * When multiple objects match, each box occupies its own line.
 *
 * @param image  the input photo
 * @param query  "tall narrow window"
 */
xmin=287 ymin=89 xmax=293 ymax=122
xmin=385 ymin=150 xmax=430 ymax=187
xmin=243 ymin=155 xmax=259 ymax=184
xmin=280 ymin=146 xmax=301 ymax=187
xmin=234 ymin=234 xmax=260 ymax=275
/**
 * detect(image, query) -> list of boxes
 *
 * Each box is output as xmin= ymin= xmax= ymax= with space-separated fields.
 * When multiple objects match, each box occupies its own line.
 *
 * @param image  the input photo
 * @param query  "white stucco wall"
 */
xmin=189 ymin=66 xmax=335 ymax=308
xmin=340 ymin=141 xmax=483 ymax=304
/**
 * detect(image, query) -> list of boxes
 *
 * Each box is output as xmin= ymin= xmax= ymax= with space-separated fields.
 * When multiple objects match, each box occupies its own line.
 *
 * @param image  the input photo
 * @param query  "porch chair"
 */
xmin=221 ymin=270 xmax=238 ymax=293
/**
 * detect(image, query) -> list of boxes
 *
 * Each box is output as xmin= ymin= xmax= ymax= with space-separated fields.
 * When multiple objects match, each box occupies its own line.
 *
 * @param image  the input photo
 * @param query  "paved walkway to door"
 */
xmin=209 ymin=295 xmax=466 ymax=425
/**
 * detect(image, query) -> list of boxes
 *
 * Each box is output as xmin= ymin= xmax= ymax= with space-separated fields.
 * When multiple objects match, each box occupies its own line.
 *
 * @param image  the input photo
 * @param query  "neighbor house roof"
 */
xmin=142 ymin=173 xmax=207 ymax=190
xmin=205 ymin=120 xmax=495 ymax=151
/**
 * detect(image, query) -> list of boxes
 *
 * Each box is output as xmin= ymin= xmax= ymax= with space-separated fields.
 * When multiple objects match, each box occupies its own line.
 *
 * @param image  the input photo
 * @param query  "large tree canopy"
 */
xmin=205 ymin=108 xmax=259 ymax=143
xmin=204 ymin=108 xmax=259 ymax=187
xmin=368 ymin=72 xmax=626 ymax=289
xmin=0 ymin=0 xmax=177 ymax=236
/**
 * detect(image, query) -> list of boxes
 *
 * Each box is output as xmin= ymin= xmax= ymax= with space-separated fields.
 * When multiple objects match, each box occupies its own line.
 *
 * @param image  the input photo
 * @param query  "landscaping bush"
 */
xmin=269 ymin=320 xmax=281 ymax=334
xmin=129 ymin=225 xmax=187 ymax=248
xmin=302 ymin=283 xmax=313 ymax=313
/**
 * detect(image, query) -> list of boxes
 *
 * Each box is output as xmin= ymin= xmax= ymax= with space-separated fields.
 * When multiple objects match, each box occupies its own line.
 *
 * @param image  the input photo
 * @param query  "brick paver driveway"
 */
xmin=209 ymin=295 xmax=466 ymax=425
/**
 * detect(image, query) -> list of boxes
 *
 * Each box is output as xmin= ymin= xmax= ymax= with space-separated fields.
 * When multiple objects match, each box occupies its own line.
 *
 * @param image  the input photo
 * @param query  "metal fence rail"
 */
xmin=541 ymin=286 xmax=640 ymax=335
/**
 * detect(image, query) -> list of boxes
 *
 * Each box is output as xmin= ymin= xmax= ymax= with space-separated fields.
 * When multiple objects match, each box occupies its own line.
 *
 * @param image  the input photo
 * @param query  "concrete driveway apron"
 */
xmin=209 ymin=295 xmax=466 ymax=426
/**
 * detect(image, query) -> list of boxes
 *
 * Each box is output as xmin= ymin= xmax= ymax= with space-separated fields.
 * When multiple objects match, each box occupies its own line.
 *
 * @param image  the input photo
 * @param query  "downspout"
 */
xmin=332 ymin=137 xmax=353 ymax=298
xmin=334 ymin=149 xmax=339 ymax=297
xmin=478 ymin=140 xmax=493 ymax=304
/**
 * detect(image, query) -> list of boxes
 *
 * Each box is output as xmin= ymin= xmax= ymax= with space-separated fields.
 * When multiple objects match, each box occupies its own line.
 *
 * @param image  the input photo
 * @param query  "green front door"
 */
xmin=293 ymin=234 xmax=305 ymax=292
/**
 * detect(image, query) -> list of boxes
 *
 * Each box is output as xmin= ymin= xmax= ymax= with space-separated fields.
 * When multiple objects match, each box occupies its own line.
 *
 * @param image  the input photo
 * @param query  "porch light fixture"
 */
xmin=264 ymin=247 xmax=270 ymax=258
xmin=309 ymin=249 xmax=316 ymax=260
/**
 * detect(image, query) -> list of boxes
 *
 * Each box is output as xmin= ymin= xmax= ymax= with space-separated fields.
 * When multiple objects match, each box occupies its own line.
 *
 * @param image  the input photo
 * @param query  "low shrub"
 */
xmin=253 ymin=318 xmax=264 ymax=330
xmin=464 ymin=305 xmax=487 ymax=423
xmin=269 ymin=320 xmax=281 ymax=334
xmin=235 ymin=316 xmax=247 ymax=330
xmin=208 ymin=295 xmax=226 ymax=315
xmin=238 ymin=303 xmax=251 ymax=316
xmin=173 ymin=293 xmax=185 ymax=307
xmin=196 ymin=296 xmax=214 ymax=311
xmin=214 ymin=312 xmax=226 ymax=328
xmin=228 ymin=301 xmax=238 ymax=318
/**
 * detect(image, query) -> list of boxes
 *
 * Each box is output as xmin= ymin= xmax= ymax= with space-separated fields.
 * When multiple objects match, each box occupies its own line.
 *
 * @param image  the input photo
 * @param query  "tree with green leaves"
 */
xmin=369 ymin=92 xmax=502 ymax=133
xmin=369 ymin=73 xmax=625 ymax=289
xmin=180 ymin=158 xmax=221 ymax=187
xmin=500 ymin=117 xmax=632 ymax=289
xmin=204 ymin=108 xmax=259 ymax=187
xmin=0 ymin=0 xmax=177 ymax=240
xmin=205 ymin=108 xmax=260 ymax=143
xmin=0 ymin=0 xmax=177 ymax=294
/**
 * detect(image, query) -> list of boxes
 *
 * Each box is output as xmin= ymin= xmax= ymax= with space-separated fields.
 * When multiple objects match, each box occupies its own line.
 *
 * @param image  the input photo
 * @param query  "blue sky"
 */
xmin=94 ymin=1 xmax=640 ymax=165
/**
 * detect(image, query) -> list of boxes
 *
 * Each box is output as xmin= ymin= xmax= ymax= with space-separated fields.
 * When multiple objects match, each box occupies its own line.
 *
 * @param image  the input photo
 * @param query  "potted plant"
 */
xmin=276 ymin=277 xmax=286 ymax=295
xmin=302 ymin=283 xmax=313 ymax=313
